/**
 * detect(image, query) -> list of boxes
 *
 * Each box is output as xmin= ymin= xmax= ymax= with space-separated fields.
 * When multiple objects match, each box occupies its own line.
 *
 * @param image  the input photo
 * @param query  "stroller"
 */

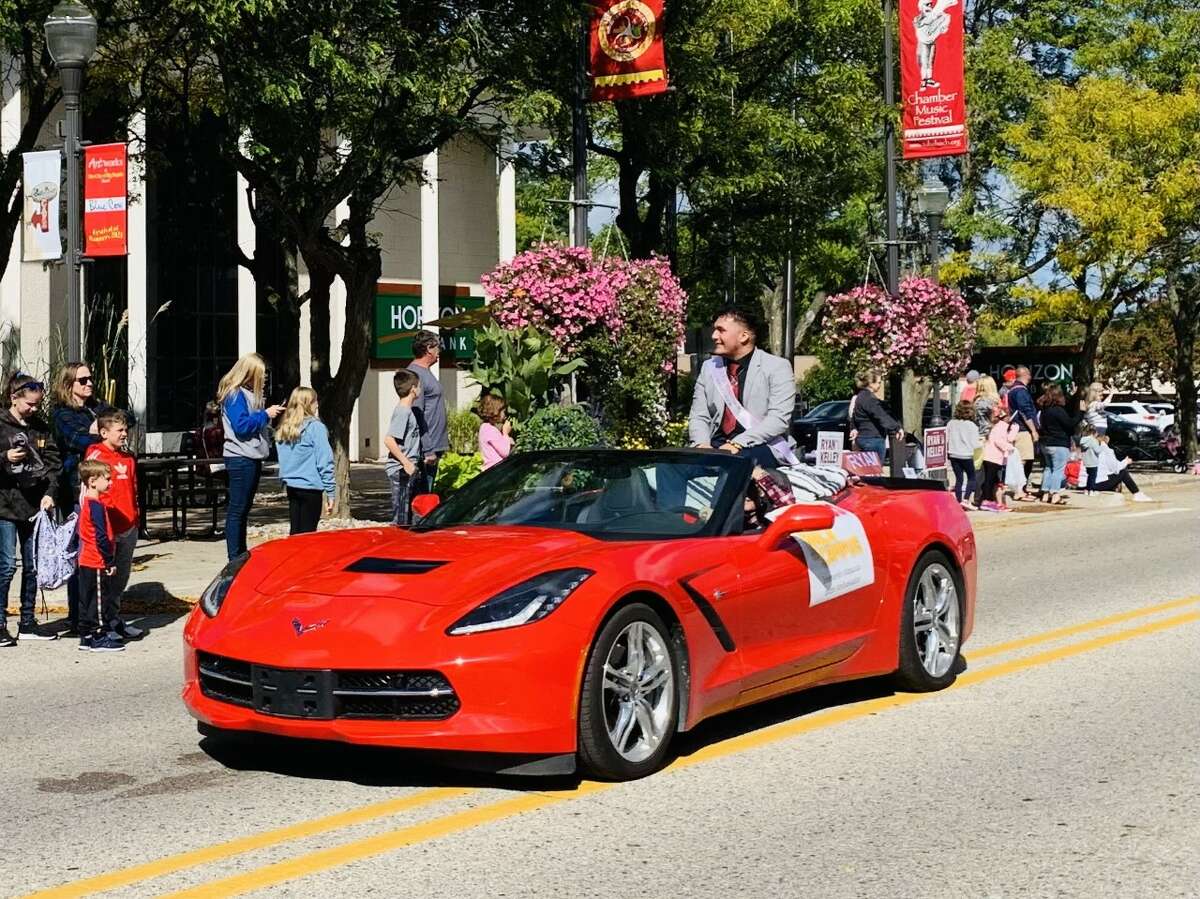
xmin=1162 ymin=426 xmax=1191 ymax=474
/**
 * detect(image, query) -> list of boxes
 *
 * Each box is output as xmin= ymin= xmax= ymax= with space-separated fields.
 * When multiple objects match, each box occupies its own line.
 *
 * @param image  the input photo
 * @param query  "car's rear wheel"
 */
xmin=578 ymin=604 xmax=678 ymax=781
xmin=895 ymin=551 xmax=962 ymax=692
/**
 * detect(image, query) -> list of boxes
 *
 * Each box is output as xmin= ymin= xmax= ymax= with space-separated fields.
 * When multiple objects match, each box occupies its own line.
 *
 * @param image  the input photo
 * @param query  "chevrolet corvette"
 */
xmin=183 ymin=449 xmax=976 ymax=781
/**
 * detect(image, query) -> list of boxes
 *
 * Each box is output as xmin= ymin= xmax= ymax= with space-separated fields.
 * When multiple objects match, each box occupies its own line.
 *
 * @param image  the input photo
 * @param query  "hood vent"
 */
xmin=344 ymin=558 xmax=448 ymax=575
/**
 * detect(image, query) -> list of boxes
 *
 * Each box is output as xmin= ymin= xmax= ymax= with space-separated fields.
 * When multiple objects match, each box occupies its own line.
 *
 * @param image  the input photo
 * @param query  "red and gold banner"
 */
xmin=589 ymin=0 xmax=668 ymax=102
xmin=900 ymin=0 xmax=967 ymax=159
xmin=83 ymin=143 xmax=127 ymax=256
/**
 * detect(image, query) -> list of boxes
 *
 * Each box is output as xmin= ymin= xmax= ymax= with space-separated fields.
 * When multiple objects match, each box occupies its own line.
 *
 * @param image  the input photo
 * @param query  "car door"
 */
xmin=727 ymin=503 xmax=883 ymax=695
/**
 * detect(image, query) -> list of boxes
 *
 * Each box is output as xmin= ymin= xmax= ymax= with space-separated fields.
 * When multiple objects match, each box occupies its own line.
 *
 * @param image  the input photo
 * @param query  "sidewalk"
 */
xmin=7 ymin=465 xmax=1198 ymax=616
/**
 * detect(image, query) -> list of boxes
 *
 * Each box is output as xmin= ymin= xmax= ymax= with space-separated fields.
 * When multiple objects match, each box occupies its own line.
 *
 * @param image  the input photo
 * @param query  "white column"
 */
xmin=419 ymin=150 xmax=440 ymax=329
xmin=235 ymin=171 xmax=256 ymax=356
xmin=497 ymin=145 xmax=516 ymax=263
xmin=297 ymin=259 xmax=312 ymax=387
xmin=1 ymin=54 xmax=22 ymax=372
xmin=126 ymin=111 xmax=149 ymax=442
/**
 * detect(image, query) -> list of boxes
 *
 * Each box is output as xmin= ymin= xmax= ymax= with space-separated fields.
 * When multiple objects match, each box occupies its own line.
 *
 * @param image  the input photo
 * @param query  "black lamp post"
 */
xmin=44 ymin=0 xmax=98 ymax=363
xmin=917 ymin=178 xmax=951 ymax=428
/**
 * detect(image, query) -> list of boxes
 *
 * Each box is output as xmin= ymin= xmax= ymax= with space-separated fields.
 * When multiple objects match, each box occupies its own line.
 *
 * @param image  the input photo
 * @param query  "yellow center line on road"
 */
xmin=21 ymin=787 xmax=471 ymax=899
xmin=966 ymin=593 xmax=1200 ymax=662
xmin=155 ymin=609 xmax=1200 ymax=899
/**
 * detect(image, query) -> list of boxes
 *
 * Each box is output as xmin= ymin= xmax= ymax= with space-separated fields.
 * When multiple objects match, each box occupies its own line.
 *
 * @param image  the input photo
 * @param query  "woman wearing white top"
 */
xmin=1084 ymin=382 xmax=1107 ymax=435
xmin=1094 ymin=435 xmax=1151 ymax=501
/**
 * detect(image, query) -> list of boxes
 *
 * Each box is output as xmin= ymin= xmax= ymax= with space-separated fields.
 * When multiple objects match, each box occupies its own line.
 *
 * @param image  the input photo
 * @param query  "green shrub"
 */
xmin=517 ymin=405 xmax=606 ymax=451
xmin=447 ymin=408 xmax=482 ymax=455
xmin=798 ymin=347 xmax=856 ymax=406
xmin=432 ymin=451 xmax=483 ymax=494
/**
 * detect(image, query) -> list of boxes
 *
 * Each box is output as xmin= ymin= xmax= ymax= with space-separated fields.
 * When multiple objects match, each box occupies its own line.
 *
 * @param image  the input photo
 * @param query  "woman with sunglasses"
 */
xmin=51 ymin=362 xmax=114 ymax=637
xmin=0 ymin=372 xmax=61 ymax=646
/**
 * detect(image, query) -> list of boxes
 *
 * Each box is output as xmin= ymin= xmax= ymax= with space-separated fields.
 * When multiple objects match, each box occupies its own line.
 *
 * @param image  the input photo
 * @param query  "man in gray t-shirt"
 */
xmin=384 ymin=370 xmax=423 ymax=525
xmin=408 ymin=330 xmax=449 ymax=488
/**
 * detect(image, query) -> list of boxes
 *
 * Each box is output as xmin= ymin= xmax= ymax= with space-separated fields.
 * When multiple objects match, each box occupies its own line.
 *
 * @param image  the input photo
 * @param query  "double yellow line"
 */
xmin=26 ymin=594 xmax=1200 ymax=899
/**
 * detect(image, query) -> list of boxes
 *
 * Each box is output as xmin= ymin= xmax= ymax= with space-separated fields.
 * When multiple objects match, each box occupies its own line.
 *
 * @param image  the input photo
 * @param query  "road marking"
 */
xmin=1124 ymin=508 xmax=1187 ymax=518
xmin=966 ymin=594 xmax=1200 ymax=662
xmin=21 ymin=787 xmax=469 ymax=899
xmin=155 ymin=610 xmax=1200 ymax=899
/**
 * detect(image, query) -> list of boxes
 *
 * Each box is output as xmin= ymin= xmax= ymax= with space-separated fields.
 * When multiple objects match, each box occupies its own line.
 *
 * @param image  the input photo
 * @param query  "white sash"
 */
xmin=704 ymin=356 xmax=800 ymax=465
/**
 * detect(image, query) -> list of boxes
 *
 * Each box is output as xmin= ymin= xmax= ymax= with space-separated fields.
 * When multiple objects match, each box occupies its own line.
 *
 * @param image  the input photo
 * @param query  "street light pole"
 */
xmin=882 ymin=0 xmax=903 ymax=476
xmin=44 ymin=1 xmax=98 ymax=363
xmin=917 ymin=177 xmax=950 ymax=429
xmin=571 ymin=16 xmax=589 ymax=249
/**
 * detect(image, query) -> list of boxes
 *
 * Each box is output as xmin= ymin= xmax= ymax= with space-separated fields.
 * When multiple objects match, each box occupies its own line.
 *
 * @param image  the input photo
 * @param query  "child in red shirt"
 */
xmin=84 ymin=411 xmax=143 ymax=640
xmin=76 ymin=459 xmax=123 ymax=652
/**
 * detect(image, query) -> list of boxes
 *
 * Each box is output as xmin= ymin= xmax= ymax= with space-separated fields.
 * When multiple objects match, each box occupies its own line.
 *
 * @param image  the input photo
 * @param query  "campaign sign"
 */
xmin=841 ymin=451 xmax=883 ymax=476
xmin=816 ymin=431 xmax=845 ymax=467
xmin=924 ymin=426 xmax=948 ymax=470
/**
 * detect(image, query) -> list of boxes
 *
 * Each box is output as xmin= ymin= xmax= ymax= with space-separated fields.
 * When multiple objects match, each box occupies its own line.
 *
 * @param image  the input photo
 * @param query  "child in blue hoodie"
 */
xmin=274 ymin=387 xmax=336 ymax=535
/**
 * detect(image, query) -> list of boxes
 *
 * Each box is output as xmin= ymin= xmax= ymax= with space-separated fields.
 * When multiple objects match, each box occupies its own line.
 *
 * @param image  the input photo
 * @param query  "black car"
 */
xmin=1105 ymin=413 xmax=1165 ymax=462
xmin=791 ymin=400 xmax=851 ymax=452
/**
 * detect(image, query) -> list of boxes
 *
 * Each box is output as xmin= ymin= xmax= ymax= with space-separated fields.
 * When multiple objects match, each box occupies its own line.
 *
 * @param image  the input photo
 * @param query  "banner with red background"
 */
xmin=589 ymin=0 xmax=669 ymax=101
xmin=900 ymin=0 xmax=967 ymax=158
xmin=84 ymin=143 xmax=127 ymax=256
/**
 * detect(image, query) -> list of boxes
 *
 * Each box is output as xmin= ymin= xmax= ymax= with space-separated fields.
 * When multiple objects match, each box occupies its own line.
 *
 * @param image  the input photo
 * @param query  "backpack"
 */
xmin=33 ymin=508 xmax=79 ymax=590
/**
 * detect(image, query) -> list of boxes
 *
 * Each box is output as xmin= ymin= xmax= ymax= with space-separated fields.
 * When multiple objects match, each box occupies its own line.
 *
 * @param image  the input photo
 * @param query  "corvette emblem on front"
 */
xmin=292 ymin=618 xmax=328 ymax=636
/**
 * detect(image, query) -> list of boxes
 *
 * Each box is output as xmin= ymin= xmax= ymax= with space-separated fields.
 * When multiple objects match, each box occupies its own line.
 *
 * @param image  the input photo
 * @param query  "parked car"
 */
xmin=1105 ymin=413 xmax=1167 ymax=462
xmin=790 ymin=400 xmax=851 ymax=451
xmin=1103 ymin=401 xmax=1172 ymax=430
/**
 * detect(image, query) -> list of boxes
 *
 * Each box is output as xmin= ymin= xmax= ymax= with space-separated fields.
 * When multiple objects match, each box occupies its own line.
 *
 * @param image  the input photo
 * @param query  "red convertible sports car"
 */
xmin=184 ymin=449 xmax=976 ymax=781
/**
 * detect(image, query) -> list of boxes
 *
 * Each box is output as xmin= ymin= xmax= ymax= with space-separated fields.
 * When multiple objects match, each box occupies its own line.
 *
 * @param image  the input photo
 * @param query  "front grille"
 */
xmin=197 ymin=652 xmax=459 ymax=721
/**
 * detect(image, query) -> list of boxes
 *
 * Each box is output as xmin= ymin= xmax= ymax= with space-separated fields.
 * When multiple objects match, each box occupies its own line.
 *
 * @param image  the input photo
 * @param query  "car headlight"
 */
xmin=447 ymin=568 xmax=594 ymax=636
xmin=1132 ymin=425 xmax=1153 ymax=434
xmin=200 ymin=553 xmax=250 ymax=618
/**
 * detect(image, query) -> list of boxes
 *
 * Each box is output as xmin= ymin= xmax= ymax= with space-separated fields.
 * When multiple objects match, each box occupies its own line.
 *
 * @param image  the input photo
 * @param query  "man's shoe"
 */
xmin=88 ymin=633 xmax=125 ymax=653
xmin=1132 ymin=492 xmax=1153 ymax=503
xmin=0 ymin=626 xmax=17 ymax=647
xmin=113 ymin=621 xmax=145 ymax=640
xmin=62 ymin=622 xmax=80 ymax=639
xmin=78 ymin=634 xmax=93 ymax=651
xmin=17 ymin=622 xmax=60 ymax=641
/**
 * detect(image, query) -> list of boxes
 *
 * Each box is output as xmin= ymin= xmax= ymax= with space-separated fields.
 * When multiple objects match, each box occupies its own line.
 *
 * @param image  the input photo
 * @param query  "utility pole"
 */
xmin=883 ymin=0 xmax=904 ymax=476
xmin=572 ymin=15 xmax=589 ymax=248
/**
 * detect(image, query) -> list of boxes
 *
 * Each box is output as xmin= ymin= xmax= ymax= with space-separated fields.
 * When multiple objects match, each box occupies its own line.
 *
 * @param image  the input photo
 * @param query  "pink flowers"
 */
xmin=481 ymin=244 xmax=686 ymax=358
xmin=823 ymin=277 xmax=975 ymax=378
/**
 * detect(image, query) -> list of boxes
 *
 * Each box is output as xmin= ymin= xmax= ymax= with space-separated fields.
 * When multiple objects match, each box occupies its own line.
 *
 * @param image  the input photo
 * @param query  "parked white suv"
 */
xmin=1103 ymin=400 xmax=1173 ymax=430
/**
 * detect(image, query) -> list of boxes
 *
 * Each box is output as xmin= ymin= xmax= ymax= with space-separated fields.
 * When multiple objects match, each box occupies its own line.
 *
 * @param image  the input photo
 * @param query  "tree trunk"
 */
xmin=1169 ymin=276 xmax=1198 ymax=468
xmin=759 ymin=277 xmax=784 ymax=355
xmin=901 ymin=369 xmax=932 ymax=437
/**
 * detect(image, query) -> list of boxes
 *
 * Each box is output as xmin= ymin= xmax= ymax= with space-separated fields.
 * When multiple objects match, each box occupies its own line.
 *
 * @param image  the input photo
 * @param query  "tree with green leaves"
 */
xmin=141 ymin=0 xmax=542 ymax=515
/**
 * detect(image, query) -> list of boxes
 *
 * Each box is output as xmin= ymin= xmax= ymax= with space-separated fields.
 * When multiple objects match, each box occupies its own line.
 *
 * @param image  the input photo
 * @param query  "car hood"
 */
xmin=244 ymin=525 xmax=601 ymax=607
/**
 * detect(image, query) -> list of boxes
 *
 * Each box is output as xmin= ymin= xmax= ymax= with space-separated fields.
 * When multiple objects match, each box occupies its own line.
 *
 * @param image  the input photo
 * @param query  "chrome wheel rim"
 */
xmin=913 ymin=563 xmax=960 ymax=678
xmin=602 ymin=621 xmax=674 ymax=763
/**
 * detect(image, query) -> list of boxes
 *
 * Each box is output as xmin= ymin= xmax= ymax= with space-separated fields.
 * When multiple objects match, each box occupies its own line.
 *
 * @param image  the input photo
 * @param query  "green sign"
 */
xmin=373 ymin=294 xmax=485 ymax=361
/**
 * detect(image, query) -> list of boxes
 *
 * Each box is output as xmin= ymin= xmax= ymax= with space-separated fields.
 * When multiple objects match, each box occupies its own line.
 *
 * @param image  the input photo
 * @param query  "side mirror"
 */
xmin=411 ymin=494 xmax=441 ymax=518
xmin=757 ymin=504 xmax=836 ymax=550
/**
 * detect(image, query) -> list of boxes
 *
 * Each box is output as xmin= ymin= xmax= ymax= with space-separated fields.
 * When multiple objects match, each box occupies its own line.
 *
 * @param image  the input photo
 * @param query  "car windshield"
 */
xmin=414 ymin=450 xmax=749 ymax=539
xmin=805 ymin=401 xmax=849 ymax=420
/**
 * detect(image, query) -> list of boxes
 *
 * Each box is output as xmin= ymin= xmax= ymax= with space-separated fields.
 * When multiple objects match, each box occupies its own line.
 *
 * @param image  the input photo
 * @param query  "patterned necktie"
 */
xmin=721 ymin=360 xmax=741 ymax=436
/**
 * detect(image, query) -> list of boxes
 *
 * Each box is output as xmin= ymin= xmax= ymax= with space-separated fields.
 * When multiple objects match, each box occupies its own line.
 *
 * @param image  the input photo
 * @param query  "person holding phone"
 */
xmin=217 ymin=354 xmax=284 ymax=559
xmin=0 ymin=372 xmax=61 ymax=646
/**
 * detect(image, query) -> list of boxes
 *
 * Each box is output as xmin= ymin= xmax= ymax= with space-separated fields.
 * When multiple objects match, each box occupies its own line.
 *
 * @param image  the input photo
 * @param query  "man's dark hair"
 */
xmin=411 ymin=330 xmax=440 ymax=359
xmin=713 ymin=307 xmax=761 ymax=341
xmin=392 ymin=369 xmax=420 ymax=398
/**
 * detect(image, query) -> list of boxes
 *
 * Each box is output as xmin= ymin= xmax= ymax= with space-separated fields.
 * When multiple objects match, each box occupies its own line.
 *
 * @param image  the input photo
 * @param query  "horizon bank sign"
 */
xmin=373 ymin=292 xmax=485 ymax=361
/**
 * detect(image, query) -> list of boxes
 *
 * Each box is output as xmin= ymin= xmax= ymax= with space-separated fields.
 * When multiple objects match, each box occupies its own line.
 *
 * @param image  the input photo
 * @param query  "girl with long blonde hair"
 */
xmin=274 ymin=386 xmax=335 ymax=535
xmin=218 ymin=353 xmax=284 ymax=559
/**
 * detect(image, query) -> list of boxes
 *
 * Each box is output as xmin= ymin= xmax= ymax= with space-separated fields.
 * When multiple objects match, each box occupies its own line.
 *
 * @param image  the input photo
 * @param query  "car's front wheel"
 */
xmin=895 ymin=551 xmax=962 ymax=692
xmin=578 ymin=604 xmax=678 ymax=781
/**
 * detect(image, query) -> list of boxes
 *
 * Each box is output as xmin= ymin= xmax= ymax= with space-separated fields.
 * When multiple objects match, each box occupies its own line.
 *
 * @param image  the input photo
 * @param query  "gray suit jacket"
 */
xmin=688 ymin=349 xmax=796 ymax=447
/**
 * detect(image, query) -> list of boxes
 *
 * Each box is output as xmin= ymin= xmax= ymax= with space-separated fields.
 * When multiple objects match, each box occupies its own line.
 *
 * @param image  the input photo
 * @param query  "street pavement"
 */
xmin=1 ymin=478 xmax=1197 ymax=898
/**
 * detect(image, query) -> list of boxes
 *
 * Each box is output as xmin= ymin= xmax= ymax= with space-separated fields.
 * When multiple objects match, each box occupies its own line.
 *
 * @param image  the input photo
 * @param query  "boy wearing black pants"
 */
xmin=76 ymin=459 xmax=123 ymax=653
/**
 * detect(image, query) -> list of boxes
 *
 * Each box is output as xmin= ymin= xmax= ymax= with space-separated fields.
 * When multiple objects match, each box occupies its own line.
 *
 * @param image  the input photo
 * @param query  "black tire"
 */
xmin=894 ymin=550 xmax=963 ymax=692
xmin=577 ymin=603 xmax=679 ymax=781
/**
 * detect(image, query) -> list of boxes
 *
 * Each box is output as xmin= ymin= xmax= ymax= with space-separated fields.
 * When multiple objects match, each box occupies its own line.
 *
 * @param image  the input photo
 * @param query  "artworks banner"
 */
xmin=84 ymin=143 xmax=128 ymax=256
xmin=589 ymin=0 xmax=669 ymax=101
xmin=22 ymin=150 xmax=62 ymax=261
xmin=900 ymin=0 xmax=967 ymax=159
